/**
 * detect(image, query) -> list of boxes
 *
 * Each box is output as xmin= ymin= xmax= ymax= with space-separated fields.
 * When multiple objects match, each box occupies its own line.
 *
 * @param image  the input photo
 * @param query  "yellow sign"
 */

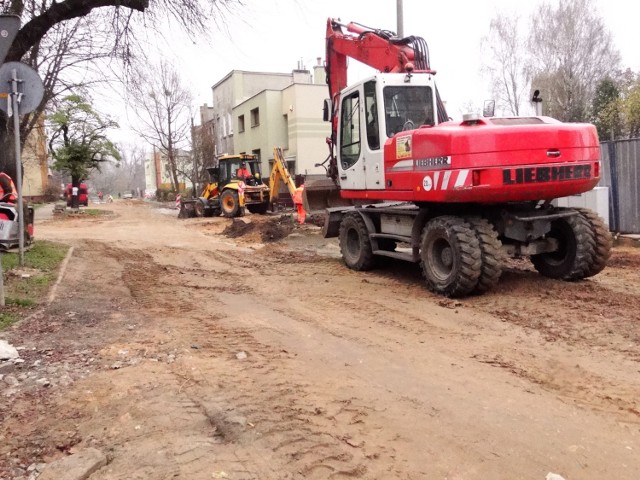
xmin=396 ymin=135 xmax=412 ymax=159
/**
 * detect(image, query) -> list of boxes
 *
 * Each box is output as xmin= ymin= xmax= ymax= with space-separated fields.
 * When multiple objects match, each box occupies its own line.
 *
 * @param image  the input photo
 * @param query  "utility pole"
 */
xmin=397 ymin=0 xmax=404 ymax=37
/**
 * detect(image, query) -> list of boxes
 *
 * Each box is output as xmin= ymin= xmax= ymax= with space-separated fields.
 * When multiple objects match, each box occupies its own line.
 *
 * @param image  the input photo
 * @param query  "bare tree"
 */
xmin=528 ymin=0 xmax=620 ymax=122
xmin=90 ymin=142 xmax=145 ymax=195
xmin=0 ymin=0 xmax=242 ymax=187
xmin=188 ymin=118 xmax=216 ymax=194
xmin=129 ymin=60 xmax=192 ymax=192
xmin=481 ymin=13 xmax=529 ymax=116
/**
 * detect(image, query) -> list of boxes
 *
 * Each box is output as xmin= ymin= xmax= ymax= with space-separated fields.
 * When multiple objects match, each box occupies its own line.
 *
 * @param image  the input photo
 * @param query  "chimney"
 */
xmin=313 ymin=57 xmax=326 ymax=85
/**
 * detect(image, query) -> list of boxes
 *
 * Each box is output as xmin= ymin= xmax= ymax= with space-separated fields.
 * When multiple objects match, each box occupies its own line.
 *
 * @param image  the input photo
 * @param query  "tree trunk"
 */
xmin=71 ymin=176 xmax=81 ymax=209
xmin=0 ymin=117 xmax=18 ymax=188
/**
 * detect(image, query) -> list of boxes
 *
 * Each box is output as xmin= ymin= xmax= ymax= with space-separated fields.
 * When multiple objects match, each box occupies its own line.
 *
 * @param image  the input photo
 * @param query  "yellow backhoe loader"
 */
xmin=179 ymin=153 xmax=270 ymax=218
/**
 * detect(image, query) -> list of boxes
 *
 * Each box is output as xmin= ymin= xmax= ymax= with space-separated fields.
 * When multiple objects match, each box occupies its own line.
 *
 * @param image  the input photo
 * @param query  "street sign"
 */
xmin=0 ymin=62 xmax=44 ymax=115
xmin=0 ymin=15 xmax=20 ymax=66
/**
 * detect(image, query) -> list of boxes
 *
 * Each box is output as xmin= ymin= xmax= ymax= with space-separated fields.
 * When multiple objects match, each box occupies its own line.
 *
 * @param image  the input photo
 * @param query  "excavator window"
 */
xmin=383 ymin=86 xmax=434 ymax=136
xmin=364 ymin=80 xmax=380 ymax=151
xmin=340 ymin=91 xmax=361 ymax=169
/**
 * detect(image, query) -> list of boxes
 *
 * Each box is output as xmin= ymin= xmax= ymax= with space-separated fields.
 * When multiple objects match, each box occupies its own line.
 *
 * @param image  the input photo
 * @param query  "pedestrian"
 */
xmin=293 ymin=175 xmax=306 ymax=225
xmin=0 ymin=171 xmax=17 ymax=204
xmin=98 ymin=191 xmax=103 ymax=202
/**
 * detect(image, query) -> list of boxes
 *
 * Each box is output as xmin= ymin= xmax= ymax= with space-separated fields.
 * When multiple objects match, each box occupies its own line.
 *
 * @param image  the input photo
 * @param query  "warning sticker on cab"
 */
xmin=396 ymin=135 xmax=412 ymax=159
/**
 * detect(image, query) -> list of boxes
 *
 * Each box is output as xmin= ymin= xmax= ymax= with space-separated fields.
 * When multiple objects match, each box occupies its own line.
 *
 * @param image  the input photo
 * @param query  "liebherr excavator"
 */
xmin=306 ymin=18 xmax=611 ymax=297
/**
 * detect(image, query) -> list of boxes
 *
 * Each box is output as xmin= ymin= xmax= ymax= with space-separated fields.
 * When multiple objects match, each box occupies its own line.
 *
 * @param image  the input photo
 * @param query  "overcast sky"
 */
xmin=108 ymin=0 xmax=640 ymax=145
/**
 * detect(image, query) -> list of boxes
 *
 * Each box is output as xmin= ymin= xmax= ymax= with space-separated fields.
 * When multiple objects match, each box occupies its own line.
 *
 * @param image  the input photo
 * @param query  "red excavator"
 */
xmin=306 ymin=18 xmax=611 ymax=297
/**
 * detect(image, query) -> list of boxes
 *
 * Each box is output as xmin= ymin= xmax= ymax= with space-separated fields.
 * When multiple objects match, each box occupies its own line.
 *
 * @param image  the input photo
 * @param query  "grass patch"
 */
xmin=0 ymin=311 xmax=18 ymax=330
xmin=1 ymin=240 xmax=69 ymax=330
xmin=62 ymin=208 xmax=111 ymax=218
xmin=82 ymin=208 xmax=107 ymax=216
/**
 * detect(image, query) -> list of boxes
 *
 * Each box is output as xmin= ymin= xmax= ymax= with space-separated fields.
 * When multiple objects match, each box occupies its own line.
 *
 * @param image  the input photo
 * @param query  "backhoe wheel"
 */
xmin=575 ymin=208 xmax=612 ymax=277
xmin=420 ymin=216 xmax=482 ymax=297
xmin=465 ymin=216 xmax=503 ymax=293
xmin=339 ymin=212 xmax=376 ymax=271
xmin=220 ymin=190 xmax=240 ymax=218
xmin=194 ymin=201 xmax=205 ymax=218
xmin=247 ymin=202 xmax=269 ymax=214
xmin=531 ymin=211 xmax=595 ymax=280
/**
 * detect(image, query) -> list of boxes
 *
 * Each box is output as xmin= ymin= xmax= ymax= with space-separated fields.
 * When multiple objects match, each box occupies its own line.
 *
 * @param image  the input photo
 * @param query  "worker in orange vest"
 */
xmin=236 ymin=162 xmax=252 ymax=181
xmin=293 ymin=175 xmax=306 ymax=224
xmin=0 ymin=171 xmax=17 ymax=203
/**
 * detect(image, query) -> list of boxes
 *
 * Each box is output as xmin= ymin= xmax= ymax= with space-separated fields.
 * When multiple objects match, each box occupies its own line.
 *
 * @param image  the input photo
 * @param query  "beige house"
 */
xmin=22 ymin=119 xmax=49 ymax=202
xmin=209 ymin=62 xmax=330 ymax=177
xmin=144 ymin=148 xmax=189 ymax=193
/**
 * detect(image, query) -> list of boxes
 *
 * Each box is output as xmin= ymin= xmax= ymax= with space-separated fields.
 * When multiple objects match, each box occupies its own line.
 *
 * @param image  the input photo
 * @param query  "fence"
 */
xmin=599 ymin=139 xmax=640 ymax=234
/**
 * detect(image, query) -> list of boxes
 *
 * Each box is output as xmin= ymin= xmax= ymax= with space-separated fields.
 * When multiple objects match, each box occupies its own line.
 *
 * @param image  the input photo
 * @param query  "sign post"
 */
xmin=11 ymin=68 xmax=24 ymax=264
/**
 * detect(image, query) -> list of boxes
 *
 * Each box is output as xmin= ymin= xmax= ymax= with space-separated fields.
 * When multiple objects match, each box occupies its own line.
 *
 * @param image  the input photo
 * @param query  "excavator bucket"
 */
xmin=302 ymin=177 xmax=359 ymax=214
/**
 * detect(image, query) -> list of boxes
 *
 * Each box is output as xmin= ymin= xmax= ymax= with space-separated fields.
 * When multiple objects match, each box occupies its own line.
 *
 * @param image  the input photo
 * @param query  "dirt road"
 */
xmin=1 ymin=200 xmax=639 ymax=480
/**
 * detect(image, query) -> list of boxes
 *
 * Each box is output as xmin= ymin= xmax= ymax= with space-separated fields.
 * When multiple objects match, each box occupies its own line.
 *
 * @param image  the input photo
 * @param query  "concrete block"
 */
xmin=38 ymin=448 xmax=107 ymax=480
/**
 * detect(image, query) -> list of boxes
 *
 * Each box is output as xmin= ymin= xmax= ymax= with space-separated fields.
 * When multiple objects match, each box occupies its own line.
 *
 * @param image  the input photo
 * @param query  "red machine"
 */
xmin=311 ymin=18 xmax=611 ymax=297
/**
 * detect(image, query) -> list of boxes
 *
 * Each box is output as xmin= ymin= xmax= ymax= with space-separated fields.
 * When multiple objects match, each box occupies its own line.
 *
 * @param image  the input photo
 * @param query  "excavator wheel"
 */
xmin=339 ymin=212 xmax=376 ymax=271
xmin=575 ymin=208 xmax=612 ymax=277
xmin=531 ymin=211 xmax=595 ymax=280
xmin=465 ymin=216 xmax=503 ymax=293
xmin=220 ymin=190 xmax=240 ymax=218
xmin=420 ymin=216 xmax=482 ymax=297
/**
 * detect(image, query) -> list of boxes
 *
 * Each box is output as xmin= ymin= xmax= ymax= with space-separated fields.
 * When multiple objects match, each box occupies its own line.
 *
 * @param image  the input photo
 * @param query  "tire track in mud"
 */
xmin=466 ymin=269 xmax=640 ymax=360
xmin=174 ymin=317 xmax=395 ymax=479
xmin=81 ymin=240 xmax=397 ymax=478
xmin=251 ymin=241 xmax=640 ymax=428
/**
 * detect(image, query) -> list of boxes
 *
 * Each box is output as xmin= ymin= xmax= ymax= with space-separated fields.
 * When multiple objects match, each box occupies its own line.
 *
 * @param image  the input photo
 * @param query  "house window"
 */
xmin=252 ymin=149 xmax=261 ymax=162
xmin=238 ymin=115 xmax=245 ymax=133
xmin=251 ymin=107 xmax=260 ymax=127
xmin=228 ymin=113 xmax=233 ymax=135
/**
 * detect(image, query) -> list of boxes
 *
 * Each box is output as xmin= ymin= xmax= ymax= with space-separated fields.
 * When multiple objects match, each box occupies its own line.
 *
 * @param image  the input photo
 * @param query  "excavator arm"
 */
xmin=304 ymin=18 xmax=449 ymax=213
xmin=325 ymin=18 xmax=447 ymax=133
xmin=325 ymin=18 xmax=433 ymax=101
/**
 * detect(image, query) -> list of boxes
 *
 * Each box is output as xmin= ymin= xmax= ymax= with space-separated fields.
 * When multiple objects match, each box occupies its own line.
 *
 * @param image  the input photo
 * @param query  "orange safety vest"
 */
xmin=0 ymin=172 xmax=17 ymax=203
xmin=293 ymin=185 xmax=304 ymax=205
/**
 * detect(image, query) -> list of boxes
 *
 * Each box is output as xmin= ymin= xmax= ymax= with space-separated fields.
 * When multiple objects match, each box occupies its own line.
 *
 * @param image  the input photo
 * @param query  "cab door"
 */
xmin=363 ymin=80 xmax=384 ymax=190
xmin=337 ymin=88 xmax=366 ymax=190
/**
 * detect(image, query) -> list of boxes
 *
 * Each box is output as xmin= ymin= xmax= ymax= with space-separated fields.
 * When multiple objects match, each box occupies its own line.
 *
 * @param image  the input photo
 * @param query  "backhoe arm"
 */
xmin=269 ymin=147 xmax=297 ymax=204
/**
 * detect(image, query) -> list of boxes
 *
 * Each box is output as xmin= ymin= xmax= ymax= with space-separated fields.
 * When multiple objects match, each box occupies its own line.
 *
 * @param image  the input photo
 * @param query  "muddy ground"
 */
xmin=0 ymin=200 xmax=639 ymax=480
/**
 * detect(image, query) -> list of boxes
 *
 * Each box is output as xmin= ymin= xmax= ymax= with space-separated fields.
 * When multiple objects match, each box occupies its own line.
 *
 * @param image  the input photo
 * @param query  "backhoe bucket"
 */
xmin=303 ymin=178 xmax=355 ymax=214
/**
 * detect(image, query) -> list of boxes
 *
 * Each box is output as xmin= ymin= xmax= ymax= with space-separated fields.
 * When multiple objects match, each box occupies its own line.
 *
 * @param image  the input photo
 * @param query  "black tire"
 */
xmin=531 ymin=211 xmax=595 ymax=280
xmin=465 ymin=217 xmax=503 ymax=293
xmin=194 ymin=201 xmax=205 ymax=218
xmin=339 ymin=212 xmax=376 ymax=271
xmin=220 ymin=190 xmax=240 ymax=218
xmin=420 ymin=216 xmax=482 ymax=297
xmin=247 ymin=202 xmax=269 ymax=214
xmin=575 ymin=208 xmax=612 ymax=277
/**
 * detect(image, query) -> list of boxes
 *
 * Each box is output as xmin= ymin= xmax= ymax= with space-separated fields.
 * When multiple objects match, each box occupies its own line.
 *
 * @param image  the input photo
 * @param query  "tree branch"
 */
xmin=7 ymin=0 xmax=149 ymax=62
